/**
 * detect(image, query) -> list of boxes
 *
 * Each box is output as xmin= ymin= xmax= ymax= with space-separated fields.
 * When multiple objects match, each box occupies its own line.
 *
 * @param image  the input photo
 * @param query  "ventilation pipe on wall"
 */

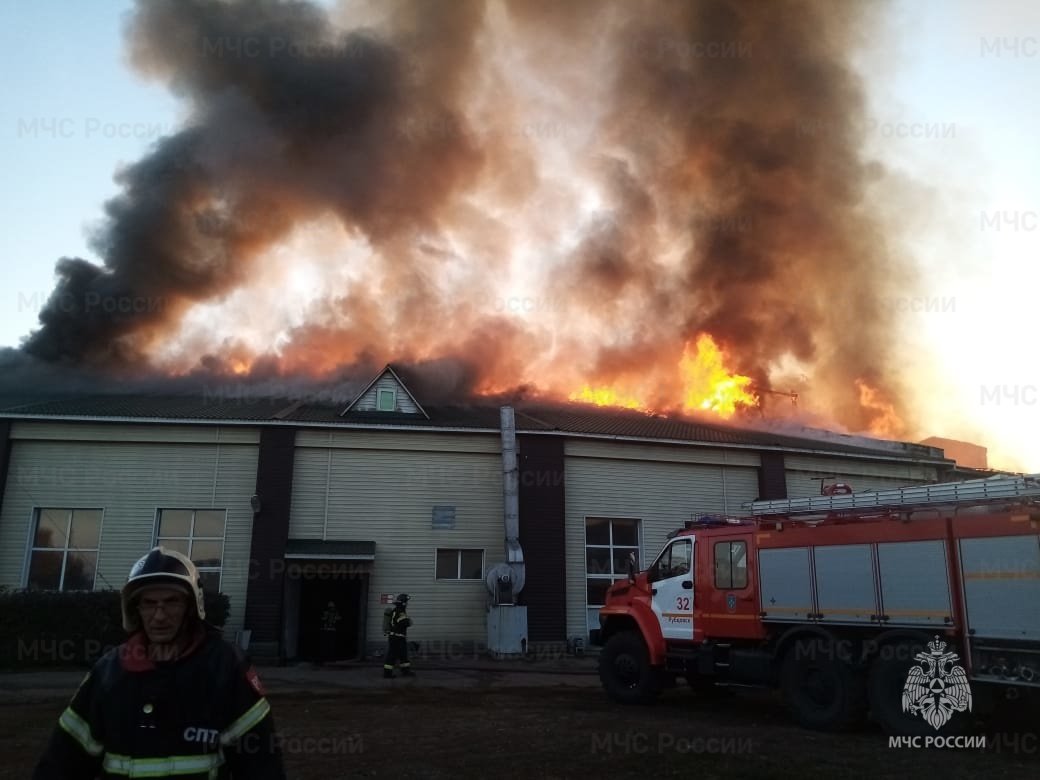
xmin=485 ymin=406 xmax=528 ymax=656
xmin=501 ymin=406 xmax=526 ymax=592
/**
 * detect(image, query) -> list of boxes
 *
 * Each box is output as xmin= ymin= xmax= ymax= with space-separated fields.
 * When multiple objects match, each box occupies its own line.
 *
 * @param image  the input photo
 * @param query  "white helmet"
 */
xmin=121 ymin=547 xmax=206 ymax=632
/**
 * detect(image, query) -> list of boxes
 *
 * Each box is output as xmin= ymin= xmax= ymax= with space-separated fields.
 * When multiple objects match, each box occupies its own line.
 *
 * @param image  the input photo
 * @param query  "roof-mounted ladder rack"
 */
xmin=744 ymin=473 xmax=1040 ymax=518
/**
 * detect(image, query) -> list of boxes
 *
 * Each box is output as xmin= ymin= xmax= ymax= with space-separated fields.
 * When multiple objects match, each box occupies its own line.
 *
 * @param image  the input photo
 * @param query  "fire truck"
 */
xmin=595 ymin=473 xmax=1040 ymax=734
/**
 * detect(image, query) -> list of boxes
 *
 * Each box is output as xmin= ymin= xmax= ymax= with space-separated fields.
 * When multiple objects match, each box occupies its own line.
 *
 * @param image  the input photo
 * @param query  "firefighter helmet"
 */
xmin=394 ymin=593 xmax=409 ymax=606
xmin=121 ymin=547 xmax=206 ymax=632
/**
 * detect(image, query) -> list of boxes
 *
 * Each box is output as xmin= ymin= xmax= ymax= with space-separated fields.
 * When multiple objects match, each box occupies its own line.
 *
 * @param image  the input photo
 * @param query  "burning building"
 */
xmin=0 ymin=364 xmax=954 ymax=659
xmin=0 ymin=0 xmax=964 ymax=656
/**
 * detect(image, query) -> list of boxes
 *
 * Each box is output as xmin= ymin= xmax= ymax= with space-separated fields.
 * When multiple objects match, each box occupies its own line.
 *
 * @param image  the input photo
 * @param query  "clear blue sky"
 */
xmin=0 ymin=0 xmax=1037 ymax=470
xmin=0 ymin=0 xmax=180 ymax=325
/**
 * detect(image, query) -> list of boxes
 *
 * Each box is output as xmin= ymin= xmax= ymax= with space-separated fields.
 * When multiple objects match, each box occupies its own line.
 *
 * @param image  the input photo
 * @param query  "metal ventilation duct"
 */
xmin=500 ymin=406 xmax=525 ymax=595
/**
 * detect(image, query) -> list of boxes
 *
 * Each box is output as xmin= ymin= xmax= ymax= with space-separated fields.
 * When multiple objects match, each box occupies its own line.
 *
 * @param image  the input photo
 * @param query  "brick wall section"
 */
xmin=517 ymin=435 xmax=566 ymax=641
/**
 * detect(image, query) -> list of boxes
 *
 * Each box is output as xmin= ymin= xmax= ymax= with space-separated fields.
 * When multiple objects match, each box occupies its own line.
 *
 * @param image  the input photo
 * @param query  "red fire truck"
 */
xmin=595 ymin=473 xmax=1040 ymax=734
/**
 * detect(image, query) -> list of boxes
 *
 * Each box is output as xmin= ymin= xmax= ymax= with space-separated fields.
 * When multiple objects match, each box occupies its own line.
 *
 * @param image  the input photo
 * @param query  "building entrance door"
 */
xmin=289 ymin=564 xmax=368 ymax=662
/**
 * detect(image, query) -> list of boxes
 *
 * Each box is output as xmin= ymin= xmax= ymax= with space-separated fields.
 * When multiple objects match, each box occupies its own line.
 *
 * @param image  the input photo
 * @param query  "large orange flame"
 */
xmin=855 ymin=378 xmax=905 ymax=438
xmin=569 ymin=385 xmax=648 ymax=411
xmin=680 ymin=334 xmax=758 ymax=418
xmin=568 ymin=334 xmax=758 ymax=418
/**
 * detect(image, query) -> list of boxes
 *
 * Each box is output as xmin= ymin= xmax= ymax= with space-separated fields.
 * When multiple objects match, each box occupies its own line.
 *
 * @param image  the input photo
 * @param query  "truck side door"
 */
xmin=698 ymin=533 xmax=763 ymax=640
xmin=647 ymin=536 xmax=695 ymax=641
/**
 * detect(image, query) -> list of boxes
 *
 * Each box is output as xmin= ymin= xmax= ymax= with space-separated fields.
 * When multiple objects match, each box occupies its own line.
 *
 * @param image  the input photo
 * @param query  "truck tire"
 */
xmin=599 ymin=631 xmax=660 ymax=705
xmin=780 ymin=639 xmax=866 ymax=731
xmin=868 ymin=642 xmax=972 ymax=737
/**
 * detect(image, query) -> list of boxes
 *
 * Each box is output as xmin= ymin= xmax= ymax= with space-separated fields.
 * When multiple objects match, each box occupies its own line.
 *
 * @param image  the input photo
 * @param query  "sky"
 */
xmin=0 ymin=0 xmax=1037 ymax=473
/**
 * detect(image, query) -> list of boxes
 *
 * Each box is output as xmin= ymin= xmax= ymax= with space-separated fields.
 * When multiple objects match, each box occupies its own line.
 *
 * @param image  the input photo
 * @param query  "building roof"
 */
xmin=0 ymin=392 xmax=299 ymax=421
xmin=0 ymin=388 xmax=951 ymax=464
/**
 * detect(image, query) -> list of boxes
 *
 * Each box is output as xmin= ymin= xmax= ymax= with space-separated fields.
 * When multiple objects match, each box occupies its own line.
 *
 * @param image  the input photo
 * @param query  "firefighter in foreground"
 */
xmin=33 ymin=547 xmax=287 ymax=779
xmin=383 ymin=593 xmax=414 ymax=678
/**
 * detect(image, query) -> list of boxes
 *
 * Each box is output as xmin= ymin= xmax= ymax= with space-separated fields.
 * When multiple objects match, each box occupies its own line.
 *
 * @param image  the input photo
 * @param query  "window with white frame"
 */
xmin=585 ymin=517 xmax=640 ymax=607
xmin=26 ymin=508 xmax=102 ymax=591
xmin=155 ymin=509 xmax=226 ymax=593
xmin=435 ymin=548 xmax=484 ymax=580
xmin=377 ymin=388 xmax=396 ymax=411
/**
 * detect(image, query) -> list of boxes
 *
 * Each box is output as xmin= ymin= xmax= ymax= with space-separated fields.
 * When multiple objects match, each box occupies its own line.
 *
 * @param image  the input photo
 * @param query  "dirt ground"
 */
xmin=2 ymin=682 xmax=1036 ymax=779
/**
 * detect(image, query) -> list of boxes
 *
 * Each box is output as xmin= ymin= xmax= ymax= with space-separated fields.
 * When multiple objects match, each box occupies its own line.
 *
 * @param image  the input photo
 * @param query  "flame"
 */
xmin=680 ymin=334 xmax=758 ymax=418
xmin=569 ymin=385 xmax=648 ymax=411
xmin=855 ymin=379 xmax=905 ymax=438
xmin=568 ymin=334 xmax=758 ymax=419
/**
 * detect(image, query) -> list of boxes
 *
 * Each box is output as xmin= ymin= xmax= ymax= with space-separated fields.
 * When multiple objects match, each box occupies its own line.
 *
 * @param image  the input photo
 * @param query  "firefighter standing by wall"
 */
xmin=32 ymin=546 xmax=286 ymax=779
xmin=383 ymin=593 xmax=413 ymax=678
xmin=319 ymin=601 xmax=341 ymax=665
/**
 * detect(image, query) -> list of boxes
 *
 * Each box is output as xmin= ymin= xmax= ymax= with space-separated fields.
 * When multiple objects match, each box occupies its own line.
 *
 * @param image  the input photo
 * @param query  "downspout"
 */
xmin=500 ymin=407 xmax=525 ymax=595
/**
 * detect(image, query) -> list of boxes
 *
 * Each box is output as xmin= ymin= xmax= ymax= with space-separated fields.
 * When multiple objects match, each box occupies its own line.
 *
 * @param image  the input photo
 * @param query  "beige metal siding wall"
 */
xmin=564 ymin=440 xmax=760 ymax=640
xmin=290 ymin=430 xmax=503 ymax=645
xmin=8 ymin=421 xmax=259 ymax=444
xmin=0 ymin=424 xmax=259 ymax=636
xmin=290 ymin=448 xmax=331 ymax=539
xmin=783 ymin=454 xmax=938 ymax=499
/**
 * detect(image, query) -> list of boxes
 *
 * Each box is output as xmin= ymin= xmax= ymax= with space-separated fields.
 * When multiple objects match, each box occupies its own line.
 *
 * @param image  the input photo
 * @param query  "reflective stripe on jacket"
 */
xmin=33 ymin=626 xmax=285 ymax=780
xmin=389 ymin=608 xmax=411 ymax=637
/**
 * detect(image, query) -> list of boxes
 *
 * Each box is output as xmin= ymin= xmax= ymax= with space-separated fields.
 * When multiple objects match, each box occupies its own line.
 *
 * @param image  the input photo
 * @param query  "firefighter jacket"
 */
xmin=388 ymin=607 xmax=412 ymax=638
xmin=32 ymin=623 xmax=285 ymax=779
xmin=320 ymin=605 xmax=341 ymax=632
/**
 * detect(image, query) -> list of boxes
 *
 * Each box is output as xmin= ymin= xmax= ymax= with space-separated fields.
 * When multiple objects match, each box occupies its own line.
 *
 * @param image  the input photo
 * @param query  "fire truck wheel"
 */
xmin=780 ymin=640 xmax=866 ymax=731
xmin=598 ymin=631 xmax=660 ymax=705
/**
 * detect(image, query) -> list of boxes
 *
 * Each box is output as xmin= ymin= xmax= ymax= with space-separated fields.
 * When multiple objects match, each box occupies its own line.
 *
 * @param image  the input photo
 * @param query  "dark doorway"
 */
xmin=297 ymin=573 xmax=366 ymax=662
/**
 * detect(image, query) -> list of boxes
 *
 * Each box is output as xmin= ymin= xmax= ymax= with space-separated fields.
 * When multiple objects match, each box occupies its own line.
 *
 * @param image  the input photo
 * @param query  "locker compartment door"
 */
xmin=759 ymin=547 xmax=813 ymax=621
xmin=877 ymin=540 xmax=952 ymax=626
xmin=959 ymin=535 xmax=1040 ymax=640
xmin=814 ymin=544 xmax=877 ymax=623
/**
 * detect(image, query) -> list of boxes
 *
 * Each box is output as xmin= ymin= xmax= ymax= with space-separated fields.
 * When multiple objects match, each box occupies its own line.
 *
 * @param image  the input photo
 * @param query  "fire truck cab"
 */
xmin=596 ymin=473 xmax=1040 ymax=734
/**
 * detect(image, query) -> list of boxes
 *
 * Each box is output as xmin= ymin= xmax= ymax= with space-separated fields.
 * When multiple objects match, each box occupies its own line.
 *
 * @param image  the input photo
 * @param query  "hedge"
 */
xmin=0 ymin=589 xmax=230 ymax=669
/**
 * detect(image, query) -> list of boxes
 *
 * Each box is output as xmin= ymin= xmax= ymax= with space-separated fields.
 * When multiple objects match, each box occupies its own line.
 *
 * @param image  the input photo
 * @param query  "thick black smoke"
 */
xmin=22 ymin=0 xmax=485 ymax=365
xmin=11 ymin=0 xmax=914 ymax=437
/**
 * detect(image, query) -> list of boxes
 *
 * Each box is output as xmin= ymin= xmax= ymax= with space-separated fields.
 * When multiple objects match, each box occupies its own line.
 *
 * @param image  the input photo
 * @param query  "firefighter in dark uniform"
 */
xmin=319 ymin=601 xmax=341 ymax=665
xmin=383 ymin=593 xmax=413 ymax=678
xmin=32 ymin=546 xmax=286 ymax=779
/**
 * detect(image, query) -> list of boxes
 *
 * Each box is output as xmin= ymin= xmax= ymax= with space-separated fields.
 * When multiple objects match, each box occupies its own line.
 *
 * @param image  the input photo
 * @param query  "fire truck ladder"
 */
xmin=744 ymin=473 xmax=1040 ymax=518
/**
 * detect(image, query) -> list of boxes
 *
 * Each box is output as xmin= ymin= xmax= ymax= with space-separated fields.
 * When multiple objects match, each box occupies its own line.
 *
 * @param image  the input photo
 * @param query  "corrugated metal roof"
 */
xmin=0 ymin=393 xmax=298 ymax=421
xmin=0 ymin=391 xmax=949 ymax=462
xmin=288 ymin=404 xmax=510 ymax=429
xmin=509 ymin=404 xmax=921 ymax=457
xmin=515 ymin=405 xmax=756 ymax=444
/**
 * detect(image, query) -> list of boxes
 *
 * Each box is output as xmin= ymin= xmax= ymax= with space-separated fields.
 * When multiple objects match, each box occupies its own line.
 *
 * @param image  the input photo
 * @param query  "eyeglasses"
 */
xmin=138 ymin=599 xmax=188 ymax=616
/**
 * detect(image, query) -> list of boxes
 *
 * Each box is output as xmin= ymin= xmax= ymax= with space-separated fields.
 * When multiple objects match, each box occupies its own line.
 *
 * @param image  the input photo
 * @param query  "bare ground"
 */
xmin=1 ymin=681 xmax=1036 ymax=779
